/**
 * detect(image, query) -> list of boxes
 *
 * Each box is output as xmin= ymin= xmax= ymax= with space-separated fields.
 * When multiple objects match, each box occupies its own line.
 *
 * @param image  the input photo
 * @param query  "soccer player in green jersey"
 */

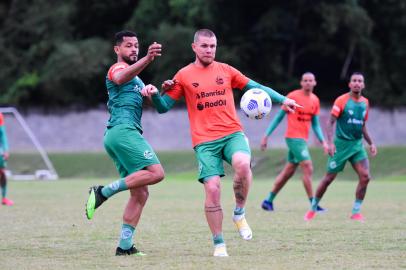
xmin=85 ymin=30 xmax=165 ymax=256
xmin=260 ymin=73 xmax=328 ymax=212
xmin=0 ymin=113 xmax=13 ymax=206
xmin=304 ymin=72 xmax=377 ymax=222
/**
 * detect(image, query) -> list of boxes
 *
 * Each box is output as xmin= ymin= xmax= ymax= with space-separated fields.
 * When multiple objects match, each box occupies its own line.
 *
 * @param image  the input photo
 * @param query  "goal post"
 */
xmin=0 ymin=107 xmax=58 ymax=180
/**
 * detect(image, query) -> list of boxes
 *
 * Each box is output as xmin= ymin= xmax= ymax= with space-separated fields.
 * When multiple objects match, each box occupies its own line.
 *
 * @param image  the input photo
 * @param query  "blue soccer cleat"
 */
xmin=261 ymin=200 xmax=274 ymax=211
xmin=316 ymin=205 xmax=327 ymax=213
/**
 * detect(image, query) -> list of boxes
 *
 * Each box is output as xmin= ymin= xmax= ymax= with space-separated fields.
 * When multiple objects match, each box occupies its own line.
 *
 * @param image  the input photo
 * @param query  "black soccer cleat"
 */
xmin=115 ymin=245 xmax=146 ymax=256
xmin=86 ymin=185 xmax=107 ymax=220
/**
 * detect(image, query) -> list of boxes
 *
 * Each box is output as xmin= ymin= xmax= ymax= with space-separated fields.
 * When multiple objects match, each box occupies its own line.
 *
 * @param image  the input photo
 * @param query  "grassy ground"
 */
xmin=0 ymin=176 xmax=405 ymax=270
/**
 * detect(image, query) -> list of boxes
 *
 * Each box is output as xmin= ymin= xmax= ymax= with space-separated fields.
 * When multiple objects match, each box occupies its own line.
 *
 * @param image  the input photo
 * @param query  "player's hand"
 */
xmin=260 ymin=136 xmax=269 ymax=151
xmin=322 ymin=141 xmax=329 ymax=155
xmin=141 ymin=84 xmax=158 ymax=97
xmin=282 ymin=98 xmax=303 ymax=113
xmin=147 ymin=42 xmax=162 ymax=61
xmin=327 ymin=143 xmax=336 ymax=157
xmin=3 ymin=152 xmax=9 ymax=161
xmin=161 ymin=79 xmax=177 ymax=91
xmin=369 ymin=144 xmax=377 ymax=157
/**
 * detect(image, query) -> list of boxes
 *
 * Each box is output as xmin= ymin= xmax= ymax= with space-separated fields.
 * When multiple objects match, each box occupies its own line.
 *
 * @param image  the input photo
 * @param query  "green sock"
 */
xmin=267 ymin=192 xmax=276 ymax=202
xmin=213 ymin=233 xmax=225 ymax=246
xmin=233 ymin=207 xmax=245 ymax=216
xmin=352 ymin=199 xmax=363 ymax=214
xmin=101 ymin=178 xmax=128 ymax=198
xmin=1 ymin=184 xmax=6 ymax=198
xmin=311 ymin=197 xmax=321 ymax=211
xmin=118 ymin=224 xmax=135 ymax=250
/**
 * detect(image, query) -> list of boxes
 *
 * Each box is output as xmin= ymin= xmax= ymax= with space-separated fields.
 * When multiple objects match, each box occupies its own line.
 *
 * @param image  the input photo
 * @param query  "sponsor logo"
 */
xmin=192 ymin=82 xmax=199 ymax=88
xmin=347 ymin=118 xmax=364 ymax=125
xmin=121 ymin=228 xmax=133 ymax=239
xmin=216 ymin=76 xmax=224 ymax=85
xmin=348 ymin=110 xmax=354 ymax=115
xmin=108 ymin=181 xmax=120 ymax=191
xmin=196 ymin=99 xmax=227 ymax=110
xmin=196 ymin=93 xmax=201 ymax=99
xmin=247 ymin=99 xmax=258 ymax=111
xmin=200 ymin=89 xmax=226 ymax=98
xmin=144 ymin=150 xmax=154 ymax=159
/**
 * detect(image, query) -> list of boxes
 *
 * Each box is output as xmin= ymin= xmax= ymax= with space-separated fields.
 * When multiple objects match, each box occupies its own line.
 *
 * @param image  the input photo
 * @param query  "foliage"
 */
xmin=0 ymin=0 xmax=405 ymax=107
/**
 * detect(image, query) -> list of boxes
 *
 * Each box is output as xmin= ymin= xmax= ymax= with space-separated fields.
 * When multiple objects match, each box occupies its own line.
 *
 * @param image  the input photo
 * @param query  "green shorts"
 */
xmin=0 ymin=155 xmax=6 ymax=168
xmin=285 ymin=138 xmax=311 ymax=164
xmin=194 ymin=132 xmax=251 ymax=183
xmin=104 ymin=124 xmax=160 ymax=178
xmin=327 ymin=138 xmax=368 ymax=173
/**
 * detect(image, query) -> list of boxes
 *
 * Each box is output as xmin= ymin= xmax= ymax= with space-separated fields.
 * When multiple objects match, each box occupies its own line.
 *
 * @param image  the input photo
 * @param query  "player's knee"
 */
xmin=234 ymin=160 xmax=251 ymax=178
xmin=360 ymin=173 xmax=370 ymax=184
xmin=205 ymin=182 xmax=221 ymax=201
xmin=150 ymin=166 xmax=165 ymax=184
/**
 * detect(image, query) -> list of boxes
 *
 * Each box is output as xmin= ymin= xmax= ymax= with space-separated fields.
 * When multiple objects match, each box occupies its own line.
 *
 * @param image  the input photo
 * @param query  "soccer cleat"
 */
xmin=350 ymin=213 xmax=365 ymax=222
xmin=115 ymin=245 xmax=146 ymax=256
xmin=1 ymin=198 xmax=14 ymax=206
xmin=233 ymin=215 xmax=253 ymax=240
xmin=304 ymin=210 xmax=316 ymax=221
xmin=316 ymin=205 xmax=327 ymax=213
xmin=213 ymin=243 xmax=228 ymax=257
xmin=86 ymin=186 xmax=107 ymax=220
xmin=261 ymin=200 xmax=274 ymax=211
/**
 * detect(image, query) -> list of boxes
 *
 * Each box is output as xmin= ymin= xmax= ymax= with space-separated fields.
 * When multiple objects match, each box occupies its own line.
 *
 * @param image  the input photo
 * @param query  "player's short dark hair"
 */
xmin=194 ymin=29 xmax=216 ymax=42
xmin=350 ymin=71 xmax=364 ymax=80
xmin=115 ymin=30 xmax=137 ymax=45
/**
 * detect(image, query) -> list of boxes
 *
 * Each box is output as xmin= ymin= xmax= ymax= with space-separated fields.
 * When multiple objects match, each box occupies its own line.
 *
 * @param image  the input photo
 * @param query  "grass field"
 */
xmin=0 ymin=175 xmax=405 ymax=270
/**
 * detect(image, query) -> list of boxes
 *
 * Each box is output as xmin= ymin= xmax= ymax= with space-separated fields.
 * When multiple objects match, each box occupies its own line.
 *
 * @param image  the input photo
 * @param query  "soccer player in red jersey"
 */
xmin=260 ymin=72 xmax=328 ymax=212
xmin=304 ymin=72 xmax=377 ymax=222
xmin=142 ymin=29 xmax=301 ymax=256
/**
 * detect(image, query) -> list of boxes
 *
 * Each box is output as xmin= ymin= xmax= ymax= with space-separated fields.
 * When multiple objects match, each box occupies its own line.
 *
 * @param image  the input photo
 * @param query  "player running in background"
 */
xmin=260 ymin=72 xmax=328 ymax=212
xmin=304 ymin=72 xmax=377 ymax=222
xmin=0 ymin=113 xmax=13 ymax=206
xmin=142 ymin=29 xmax=301 ymax=257
xmin=85 ymin=30 xmax=165 ymax=256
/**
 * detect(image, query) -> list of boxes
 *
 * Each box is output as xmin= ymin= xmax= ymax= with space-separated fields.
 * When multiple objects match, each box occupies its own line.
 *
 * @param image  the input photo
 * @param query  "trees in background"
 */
xmin=0 ymin=0 xmax=405 ymax=108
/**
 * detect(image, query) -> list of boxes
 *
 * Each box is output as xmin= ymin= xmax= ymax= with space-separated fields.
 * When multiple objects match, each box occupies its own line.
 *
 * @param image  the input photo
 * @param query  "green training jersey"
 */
xmin=331 ymin=93 xmax=369 ymax=141
xmin=106 ymin=62 xmax=145 ymax=132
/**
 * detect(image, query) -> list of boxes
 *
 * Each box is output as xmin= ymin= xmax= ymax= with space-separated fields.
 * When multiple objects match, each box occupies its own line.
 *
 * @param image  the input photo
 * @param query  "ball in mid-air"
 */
xmin=240 ymin=88 xmax=272 ymax=119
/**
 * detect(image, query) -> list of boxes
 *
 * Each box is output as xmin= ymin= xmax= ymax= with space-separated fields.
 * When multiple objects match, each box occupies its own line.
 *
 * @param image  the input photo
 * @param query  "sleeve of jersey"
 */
xmin=264 ymin=110 xmax=286 ymax=136
xmin=331 ymin=97 xmax=344 ymax=118
xmin=243 ymin=79 xmax=286 ymax=104
xmin=0 ymin=126 xmax=9 ymax=152
xmin=107 ymin=63 xmax=129 ymax=81
xmin=311 ymin=115 xmax=325 ymax=142
xmin=364 ymin=100 xmax=369 ymax=122
xmin=164 ymin=72 xmax=185 ymax=101
xmin=314 ymin=96 xmax=321 ymax=115
xmin=228 ymin=65 xmax=250 ymax=89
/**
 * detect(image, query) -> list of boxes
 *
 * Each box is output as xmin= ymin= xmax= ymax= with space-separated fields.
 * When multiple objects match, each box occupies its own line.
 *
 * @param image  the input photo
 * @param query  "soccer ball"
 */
xmin=240 ymin=88 xmax=272 ymax=119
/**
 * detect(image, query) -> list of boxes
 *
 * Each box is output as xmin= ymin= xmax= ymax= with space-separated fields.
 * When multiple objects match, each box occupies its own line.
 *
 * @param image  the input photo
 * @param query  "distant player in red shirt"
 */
xmin=260 ymin=73 xmax=328 ymax=212
xmin=142 ymin=29 xmax=301 ymax=256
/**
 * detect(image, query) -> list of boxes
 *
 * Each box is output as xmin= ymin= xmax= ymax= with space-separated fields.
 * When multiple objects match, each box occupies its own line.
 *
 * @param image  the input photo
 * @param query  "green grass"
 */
xmin=8 ymin=146 xmax=406 ymax=179
xmin=0 ymin=177 xmax=405 ymax=269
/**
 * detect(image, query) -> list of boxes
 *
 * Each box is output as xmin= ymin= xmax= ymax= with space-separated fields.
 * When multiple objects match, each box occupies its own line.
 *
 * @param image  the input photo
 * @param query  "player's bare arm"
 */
xmin=113 ymin=42 xmax=162 ymax=85
xmin=326 ymin=115 xmax=337 ymax=156
xmin=362 ymin=124 xmax=377 ymax=157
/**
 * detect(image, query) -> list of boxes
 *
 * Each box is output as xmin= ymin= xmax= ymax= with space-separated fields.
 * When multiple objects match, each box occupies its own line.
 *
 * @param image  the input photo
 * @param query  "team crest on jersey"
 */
xmin=301 ymin=149 xmax=309 ymax=158
xmin=329 ymin=161 xmax=337 ymax=169
xmin=216 ymin=76 xmax=224 ymax=85
xmin=348 ymin=110 xmax=354 ymax=115
xmin=144 ymin=150 xmax=154 ymax=159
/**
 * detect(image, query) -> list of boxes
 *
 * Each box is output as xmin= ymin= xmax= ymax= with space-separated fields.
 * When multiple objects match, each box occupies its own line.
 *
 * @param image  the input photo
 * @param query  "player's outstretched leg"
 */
xmin=86 ymin=186 xmax=108 ymax=220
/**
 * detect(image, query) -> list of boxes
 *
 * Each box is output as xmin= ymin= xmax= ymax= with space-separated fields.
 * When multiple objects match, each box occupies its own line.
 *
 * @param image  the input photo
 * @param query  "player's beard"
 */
xmin=197 ymin=54 xmax=214 ymax=66
xmin=122 ymin=54 xmax=138 ymax=65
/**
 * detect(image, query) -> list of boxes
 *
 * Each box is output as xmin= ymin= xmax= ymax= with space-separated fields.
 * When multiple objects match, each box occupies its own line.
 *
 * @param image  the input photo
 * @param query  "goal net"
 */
xmin=0 ymin=107 xmax=58 ymax=180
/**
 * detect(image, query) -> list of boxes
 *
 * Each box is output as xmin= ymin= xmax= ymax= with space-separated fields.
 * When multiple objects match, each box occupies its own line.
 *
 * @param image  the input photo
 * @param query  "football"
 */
xmin=240 ymin=88 xmax=272 ymax=119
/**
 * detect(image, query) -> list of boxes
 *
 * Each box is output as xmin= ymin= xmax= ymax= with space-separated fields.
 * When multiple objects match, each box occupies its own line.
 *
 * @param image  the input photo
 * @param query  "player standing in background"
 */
xmin=304 ymin=72 xmax=377 ymax=222
xmin=142 ymin=29 xmax=301 ymax=256
xmin=0 ymin=113 xmax=13 ymax=206
xmin=85 ymin=30 xmax=165 ymax=256
xmin=260 ymin=72 xmax=328 ymax=212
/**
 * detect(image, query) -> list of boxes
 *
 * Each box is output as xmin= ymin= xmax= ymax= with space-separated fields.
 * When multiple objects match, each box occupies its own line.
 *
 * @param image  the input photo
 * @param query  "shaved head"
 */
xmin=194 ymin=29 xmax=216 ymax=42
